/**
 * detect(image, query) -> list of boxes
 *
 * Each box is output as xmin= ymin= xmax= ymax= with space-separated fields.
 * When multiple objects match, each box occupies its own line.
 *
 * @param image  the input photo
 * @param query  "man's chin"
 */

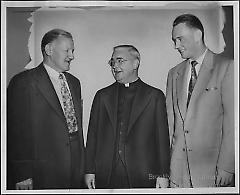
xmin=115 ymin=77 xmax=123 ymax=83
xmin=64 ymin=65 xmax=70 ymax=71
xmin=180 ymin=52 xmax=189 ymax=59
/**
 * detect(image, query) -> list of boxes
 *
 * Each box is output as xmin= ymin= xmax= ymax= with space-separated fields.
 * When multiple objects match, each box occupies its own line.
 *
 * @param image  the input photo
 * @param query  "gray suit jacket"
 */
xmin=166 ymin=50 xmax=234 ymax=187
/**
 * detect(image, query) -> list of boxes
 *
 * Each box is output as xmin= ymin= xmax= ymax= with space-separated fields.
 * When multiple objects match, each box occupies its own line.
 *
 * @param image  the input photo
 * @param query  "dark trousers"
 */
xmin=69 ymin=134 xmax=83 ymax=189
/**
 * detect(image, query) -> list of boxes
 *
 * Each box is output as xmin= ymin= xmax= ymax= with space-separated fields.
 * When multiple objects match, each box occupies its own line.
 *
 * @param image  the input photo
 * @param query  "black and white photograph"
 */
xmin=1 ymin=1 xmax=239 ymax=194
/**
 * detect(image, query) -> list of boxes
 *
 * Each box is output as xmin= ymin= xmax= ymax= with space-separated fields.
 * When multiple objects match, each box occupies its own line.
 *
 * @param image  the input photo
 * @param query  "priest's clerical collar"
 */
xmin=119 ymin=78 xmax=140 ymax=88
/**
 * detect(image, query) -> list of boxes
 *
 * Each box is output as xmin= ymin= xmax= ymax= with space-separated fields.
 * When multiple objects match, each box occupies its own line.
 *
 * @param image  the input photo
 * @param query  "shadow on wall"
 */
xmin=7 ymin=7 xmax=40 ymax=85
xmin=221 ymin=6 xmax=234 ymax=59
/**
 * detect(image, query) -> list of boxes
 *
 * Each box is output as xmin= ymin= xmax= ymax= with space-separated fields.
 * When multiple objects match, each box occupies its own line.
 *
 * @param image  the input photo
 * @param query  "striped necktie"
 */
xmin=187 ymin=60 xmax=198 ymax=108
xmin=59 ymin=73 xmax=78 ymax=134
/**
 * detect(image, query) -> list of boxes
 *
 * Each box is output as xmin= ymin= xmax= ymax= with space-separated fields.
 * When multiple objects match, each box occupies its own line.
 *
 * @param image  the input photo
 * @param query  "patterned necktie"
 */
xmin=59 ymin=73 xmax=78 ymax=134
xmin=187 ymin=60 xmax=198 ymax=108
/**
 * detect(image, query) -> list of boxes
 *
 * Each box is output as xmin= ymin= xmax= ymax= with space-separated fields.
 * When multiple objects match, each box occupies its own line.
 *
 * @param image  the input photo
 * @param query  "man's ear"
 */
xmin=45 ymin=43 xmax=52 ymax=56
xmin=133 ymin=59 xmax=140 ymax=70
xmin=194 ymin=29 xmax=202 ymax=43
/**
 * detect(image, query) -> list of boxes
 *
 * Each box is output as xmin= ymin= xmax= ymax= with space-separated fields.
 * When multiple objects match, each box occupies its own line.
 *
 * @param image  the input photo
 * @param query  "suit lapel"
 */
xmin=127 ymin=80 xmax=152 ymax=135
xmin=64 ymin=73 xmax=82 ymax=129
xmin=34 ymin=64 xmax=66 ymax=121
xmin=176 ymin=61 xmax=189 ymax=121
xmin=104 ymin=83 xmax=119 ymax=135
xmin=186 ymin=50 xmax=215 ymax=120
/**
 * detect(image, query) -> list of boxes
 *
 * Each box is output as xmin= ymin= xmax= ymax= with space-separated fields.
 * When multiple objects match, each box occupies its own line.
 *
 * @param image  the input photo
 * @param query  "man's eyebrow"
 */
xmin=172 ymin=36 xmax=181 ymax=41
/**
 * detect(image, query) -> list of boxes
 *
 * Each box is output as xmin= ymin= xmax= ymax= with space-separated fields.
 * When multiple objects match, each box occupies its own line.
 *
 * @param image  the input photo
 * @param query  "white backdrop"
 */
xmin=26 ymin=2 xmax=225 ymax=143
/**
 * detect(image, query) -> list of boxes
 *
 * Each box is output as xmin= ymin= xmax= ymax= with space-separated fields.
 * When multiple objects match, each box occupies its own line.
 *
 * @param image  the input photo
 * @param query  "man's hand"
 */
xmin=156 ymin=176 xmax=169 ymax=188
xmin=16 ymin=178 xmax=33 ymax=190
xmin=215 ymin=168 xmax=234 ymax=187
xmin=85 ymin=174 xmax=96 ymax=189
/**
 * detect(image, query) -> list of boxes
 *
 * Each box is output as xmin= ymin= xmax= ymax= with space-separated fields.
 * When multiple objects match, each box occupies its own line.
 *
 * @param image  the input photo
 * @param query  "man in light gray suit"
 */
xmin=166 ymin=14 xmax=234 ymax=188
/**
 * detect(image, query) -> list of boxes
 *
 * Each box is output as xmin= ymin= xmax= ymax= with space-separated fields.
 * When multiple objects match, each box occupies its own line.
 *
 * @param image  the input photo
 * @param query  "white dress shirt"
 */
xmin=44 ymin=64 xmax=71 ymax=111
xmin=186 ymin=49 xmax=208 ymax=97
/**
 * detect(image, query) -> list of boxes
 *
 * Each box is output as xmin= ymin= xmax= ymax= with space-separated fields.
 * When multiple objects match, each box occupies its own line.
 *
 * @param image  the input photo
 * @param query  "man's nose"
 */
xmin=68 ymin=51 xmax=74 ymax=60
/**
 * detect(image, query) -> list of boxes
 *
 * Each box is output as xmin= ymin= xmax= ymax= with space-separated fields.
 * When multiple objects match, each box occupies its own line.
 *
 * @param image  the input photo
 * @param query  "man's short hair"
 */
xmin=41 ymin=28 xmax=73 ymax=56
xmin=113 ymin=44 xmax=141 ymax=62
xmin=173 ymin=14 xmax=205 ymax=41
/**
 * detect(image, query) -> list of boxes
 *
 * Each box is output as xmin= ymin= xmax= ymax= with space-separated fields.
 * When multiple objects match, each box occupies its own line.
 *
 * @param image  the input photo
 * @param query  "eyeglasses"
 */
xmin=108 ymin=58 xmax=128 ymax=67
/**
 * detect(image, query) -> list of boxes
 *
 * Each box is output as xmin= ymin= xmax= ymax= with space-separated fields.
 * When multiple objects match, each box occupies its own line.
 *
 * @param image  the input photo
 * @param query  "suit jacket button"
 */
xmin=183 ymin=148 xmax=185 ymax=151
xmin=185 ymin=130 xmax=189 ymax=133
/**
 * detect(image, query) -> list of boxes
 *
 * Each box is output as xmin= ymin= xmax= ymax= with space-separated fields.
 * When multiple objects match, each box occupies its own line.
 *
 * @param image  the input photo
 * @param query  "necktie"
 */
xmin=187 ymin=60 xmax=198 ymax=108
xmin=59 ymin=73 xmax=78 ymax=134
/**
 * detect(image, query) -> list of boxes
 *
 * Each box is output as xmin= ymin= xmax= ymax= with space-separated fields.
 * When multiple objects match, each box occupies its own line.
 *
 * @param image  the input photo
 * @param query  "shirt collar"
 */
xmin=124 ymin=77 xmax=139 ymax=88
xmin=117 ymin=78 xmax=140 ymax=88
xmin=190 ymin=49 xmax=208 ymax=65
xmin=44 ymin=64 xmax=61 ymax=79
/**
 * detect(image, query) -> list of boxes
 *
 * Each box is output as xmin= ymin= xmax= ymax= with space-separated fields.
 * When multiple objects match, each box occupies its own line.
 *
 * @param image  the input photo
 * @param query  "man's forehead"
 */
xmin=173 ymin=23 xmax=194 ymax=33
xmin=53 ymin=36 xmax=74 ymax=46
xmin=113 ymin=47 xmax=131 ymax=57
xmin=172 ymin=23 xmax=192 ymax=37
